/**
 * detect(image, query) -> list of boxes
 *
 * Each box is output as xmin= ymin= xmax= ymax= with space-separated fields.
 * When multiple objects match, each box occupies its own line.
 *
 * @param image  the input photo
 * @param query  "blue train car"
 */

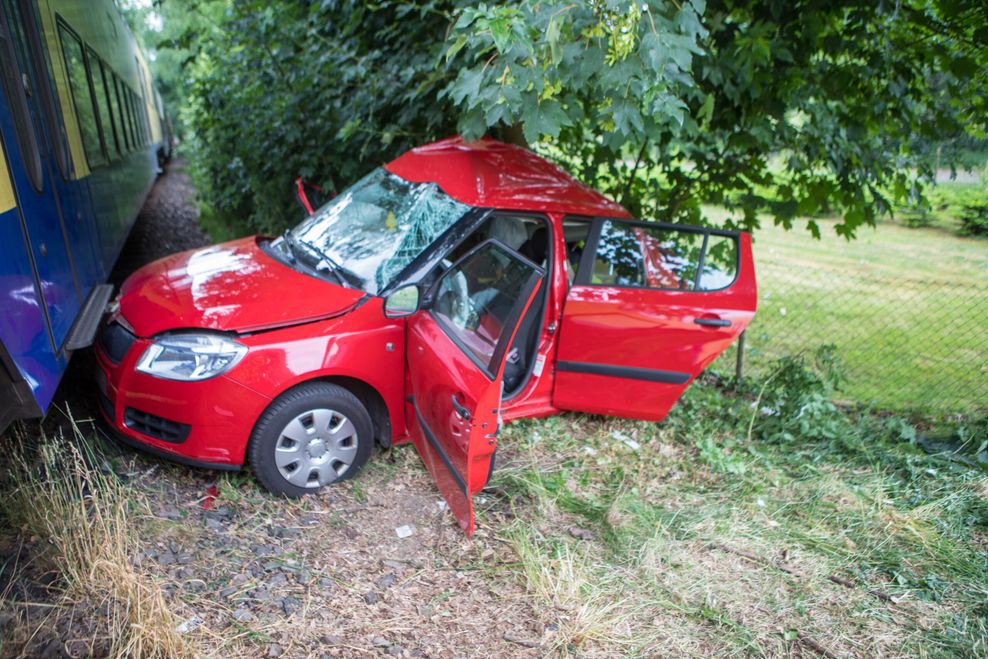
xmin=0 ymin=0 xmax=170 ymax=431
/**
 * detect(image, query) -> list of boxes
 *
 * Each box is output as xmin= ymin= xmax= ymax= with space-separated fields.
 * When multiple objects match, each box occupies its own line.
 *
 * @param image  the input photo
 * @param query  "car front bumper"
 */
xmin=94 ymin=324 xmax=272 ymax=468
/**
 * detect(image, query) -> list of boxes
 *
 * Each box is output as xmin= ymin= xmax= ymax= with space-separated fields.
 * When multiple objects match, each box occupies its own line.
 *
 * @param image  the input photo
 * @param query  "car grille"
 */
xmin=99 ymin=322 xmax=136 ymax=364
xmin=124 ymin=407 xmax=191 ymax=444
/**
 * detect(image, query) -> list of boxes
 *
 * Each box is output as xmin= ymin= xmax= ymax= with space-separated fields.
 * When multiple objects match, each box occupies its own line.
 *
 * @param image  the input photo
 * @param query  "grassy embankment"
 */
xmin=478 ymin=362 xmax=988 ymax=656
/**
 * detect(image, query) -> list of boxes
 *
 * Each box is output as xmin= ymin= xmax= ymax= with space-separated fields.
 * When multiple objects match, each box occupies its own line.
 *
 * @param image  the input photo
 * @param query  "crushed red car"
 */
xmin=95 ymin=137 xmax=757 ymax=535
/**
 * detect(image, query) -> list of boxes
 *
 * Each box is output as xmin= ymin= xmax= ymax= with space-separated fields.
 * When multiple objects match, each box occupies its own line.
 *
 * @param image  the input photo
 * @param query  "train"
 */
xmin=0 ymin=0 xmax=171 ymax=432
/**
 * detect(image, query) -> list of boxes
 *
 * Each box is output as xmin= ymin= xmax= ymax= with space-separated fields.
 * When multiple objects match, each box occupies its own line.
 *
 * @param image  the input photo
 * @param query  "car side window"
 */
xmin=432 ymin=240 xmax=539 ymax=374
xmin=586 ymin=219 xmax=738 ymax=292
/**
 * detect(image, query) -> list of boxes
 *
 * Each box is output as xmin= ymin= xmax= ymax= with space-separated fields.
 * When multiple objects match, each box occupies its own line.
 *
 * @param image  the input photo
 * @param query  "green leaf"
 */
xmin=489 ymin=17 xmax=511 ymax=53
xmin=521 ymin=99 xmax=569 ymax=143
xmin=445 ymin=35 xmax=468 ymax=62
xmin=546 ymin=17 xmax=562 ymax=66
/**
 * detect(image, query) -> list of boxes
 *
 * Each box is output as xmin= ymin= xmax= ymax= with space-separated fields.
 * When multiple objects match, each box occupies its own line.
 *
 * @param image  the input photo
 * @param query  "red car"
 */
xmin=96 ymin=138 xmax=756 ymax=535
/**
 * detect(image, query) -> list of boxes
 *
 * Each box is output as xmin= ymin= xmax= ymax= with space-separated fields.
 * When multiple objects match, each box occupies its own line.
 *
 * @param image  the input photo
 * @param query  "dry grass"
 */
xmin=1 ymin=416 xmax=190 ymax=658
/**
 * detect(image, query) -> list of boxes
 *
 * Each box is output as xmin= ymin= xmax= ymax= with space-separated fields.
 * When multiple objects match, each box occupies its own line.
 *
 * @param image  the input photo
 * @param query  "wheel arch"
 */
xmin=260 ymin=374 xmax=395 ymax=449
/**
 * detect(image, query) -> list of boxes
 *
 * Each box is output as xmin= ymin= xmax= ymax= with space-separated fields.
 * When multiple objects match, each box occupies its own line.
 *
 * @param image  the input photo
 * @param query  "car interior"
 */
xmin=430 ymin=214 xmax=551 ymax=397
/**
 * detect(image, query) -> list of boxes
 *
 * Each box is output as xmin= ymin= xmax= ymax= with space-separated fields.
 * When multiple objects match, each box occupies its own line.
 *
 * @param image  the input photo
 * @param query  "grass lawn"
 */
xmin=706 ymin=188 xmax=988 ymax=415
xmin=481 ymin=379 xmax=988 ymax=656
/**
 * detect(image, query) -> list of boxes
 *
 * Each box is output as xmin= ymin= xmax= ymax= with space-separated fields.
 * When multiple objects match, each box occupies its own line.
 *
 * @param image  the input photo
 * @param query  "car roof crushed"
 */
xmin=384 ymin=136 xmax=631 ymax=219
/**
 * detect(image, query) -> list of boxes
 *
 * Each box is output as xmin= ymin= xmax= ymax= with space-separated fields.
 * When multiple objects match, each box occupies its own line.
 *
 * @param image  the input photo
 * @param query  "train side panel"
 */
xmin=0 ymin=0 xmax=168 ymax=430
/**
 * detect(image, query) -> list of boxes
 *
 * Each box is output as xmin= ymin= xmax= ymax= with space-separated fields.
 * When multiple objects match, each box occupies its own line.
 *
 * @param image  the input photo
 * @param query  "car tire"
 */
xmin=248 ymin=382 xmax=373 ymax=497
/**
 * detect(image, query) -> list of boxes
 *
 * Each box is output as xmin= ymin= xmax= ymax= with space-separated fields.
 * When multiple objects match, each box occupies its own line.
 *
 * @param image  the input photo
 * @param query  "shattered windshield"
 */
xmin=288 ymin=168 xmax=470 ymax=295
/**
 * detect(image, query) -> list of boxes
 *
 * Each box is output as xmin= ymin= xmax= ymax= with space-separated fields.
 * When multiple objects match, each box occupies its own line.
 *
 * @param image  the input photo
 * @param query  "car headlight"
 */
xmin=136 ymin=333 xmax=247 ymax=381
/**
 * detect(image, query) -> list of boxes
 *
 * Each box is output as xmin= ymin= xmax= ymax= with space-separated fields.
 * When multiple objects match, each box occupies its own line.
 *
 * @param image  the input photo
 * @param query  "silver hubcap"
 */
xmin=275 ymin=408 xmax=358 ymax=488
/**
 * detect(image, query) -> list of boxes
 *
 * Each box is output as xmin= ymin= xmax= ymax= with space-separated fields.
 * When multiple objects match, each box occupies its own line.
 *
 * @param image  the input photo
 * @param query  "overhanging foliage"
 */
xmin=142 ymin=0 xmax=986 ymax=237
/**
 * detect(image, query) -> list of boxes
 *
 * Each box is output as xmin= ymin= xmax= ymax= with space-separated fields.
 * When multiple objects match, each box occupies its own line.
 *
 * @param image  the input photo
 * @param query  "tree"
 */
xmin=446 ymin=0 xmax=987 ymax=237
xmin=147 ymin=0 xmax=986 ymax=237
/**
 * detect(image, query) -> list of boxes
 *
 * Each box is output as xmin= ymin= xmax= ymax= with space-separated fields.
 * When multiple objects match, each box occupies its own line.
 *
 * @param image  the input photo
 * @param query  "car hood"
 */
xmin=118 ymin=236 xmax=366 ymax=337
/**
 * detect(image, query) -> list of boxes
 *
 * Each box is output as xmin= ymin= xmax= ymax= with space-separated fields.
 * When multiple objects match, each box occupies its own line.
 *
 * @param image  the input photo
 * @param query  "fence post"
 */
xmin=735 ymin=330 xmax=746 ymax=385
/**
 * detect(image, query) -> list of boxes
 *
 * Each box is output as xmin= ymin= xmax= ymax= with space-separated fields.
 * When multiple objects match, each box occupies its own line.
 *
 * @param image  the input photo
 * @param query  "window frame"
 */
xmin=425 ymin=238 xmax=545 ymax=380
xmin=111 ymin=73 xmax=129 ymax=151
xmin=122 ymin=85 xmax=134 ymax=148
xmin=12 ymin=0 xmax=70 ymax=180
xmin=56 ymin=18 xmax=105 ymax=168
xmin=86 ymin=46 xmax=118 ymax=161
xmin=570 ymin=216 xmax=742 ymax=293
xmin=98 ymin=60 xmax=122 ymax=157
xmin=0 ymin=1 xmax=44 ymax=190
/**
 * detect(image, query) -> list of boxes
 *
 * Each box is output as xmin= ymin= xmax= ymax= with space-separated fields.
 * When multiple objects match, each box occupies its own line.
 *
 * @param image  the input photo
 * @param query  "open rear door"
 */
xmin=553 ymin=218 xmax=756 ymax=421
xmin=406 ymin=239 xmax=544 ymax=536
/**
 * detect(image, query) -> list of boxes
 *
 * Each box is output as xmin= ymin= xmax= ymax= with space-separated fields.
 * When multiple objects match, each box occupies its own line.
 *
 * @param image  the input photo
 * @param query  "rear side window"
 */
xmin=583 ymin=219 xmax=738 ymax=292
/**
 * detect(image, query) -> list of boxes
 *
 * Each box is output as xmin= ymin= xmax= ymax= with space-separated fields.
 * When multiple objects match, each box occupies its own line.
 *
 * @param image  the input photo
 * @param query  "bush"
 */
xmin=959 ymin=202 xmax=988 ymax=236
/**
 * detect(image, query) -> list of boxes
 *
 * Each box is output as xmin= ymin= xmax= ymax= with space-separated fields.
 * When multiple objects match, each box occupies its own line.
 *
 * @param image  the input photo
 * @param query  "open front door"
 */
xmin=553 ymin=218 xmax=756 ymax=421
xmin=406 ymin=239 xmax=544 ymax=536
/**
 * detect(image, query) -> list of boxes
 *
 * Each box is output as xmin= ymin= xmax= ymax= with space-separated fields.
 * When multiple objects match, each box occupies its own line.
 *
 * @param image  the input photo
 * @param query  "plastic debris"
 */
xmin=176 ymin=615 xmax=204 ymax=634
xmin=202 ymin=485 xmax=220 ymax=510
xmin=611 ymin=431 xmax=640 ymax=451
xmin=395 ymin=524 xmax=415 ymax=539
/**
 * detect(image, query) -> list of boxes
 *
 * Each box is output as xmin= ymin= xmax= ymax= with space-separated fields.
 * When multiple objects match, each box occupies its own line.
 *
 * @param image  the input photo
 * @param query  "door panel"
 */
xmin=553 ymin=220 xmax=756 ymax=421
xmin=407 ymin=239 xmax=543 ymax=536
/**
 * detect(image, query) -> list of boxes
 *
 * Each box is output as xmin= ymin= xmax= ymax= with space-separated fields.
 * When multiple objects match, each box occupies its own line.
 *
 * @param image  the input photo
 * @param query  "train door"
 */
xmin=0 ymin=0 xmax=82 ymax=350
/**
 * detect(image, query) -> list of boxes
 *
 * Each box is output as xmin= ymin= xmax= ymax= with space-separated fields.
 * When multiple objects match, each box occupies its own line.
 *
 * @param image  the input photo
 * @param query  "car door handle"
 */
xmin=451 ymin=393 xmax=471 ymax=420
xmin=694 ymin=317 xmax=731 ymax=327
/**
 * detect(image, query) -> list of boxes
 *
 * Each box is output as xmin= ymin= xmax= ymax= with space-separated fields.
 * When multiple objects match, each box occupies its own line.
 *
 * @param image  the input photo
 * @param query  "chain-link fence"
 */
xmin=712 ymin=217 xmax=988 ymax=416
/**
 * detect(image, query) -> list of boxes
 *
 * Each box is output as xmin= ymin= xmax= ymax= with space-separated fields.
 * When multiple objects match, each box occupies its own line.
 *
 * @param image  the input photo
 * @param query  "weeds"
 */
xmin=0 ymin=415 xmax=190 ymax=658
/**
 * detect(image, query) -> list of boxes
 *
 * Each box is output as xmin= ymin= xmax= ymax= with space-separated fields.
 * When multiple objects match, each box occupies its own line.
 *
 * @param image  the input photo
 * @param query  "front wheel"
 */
xmin=248 ymin=382 xmax=373 ymax=497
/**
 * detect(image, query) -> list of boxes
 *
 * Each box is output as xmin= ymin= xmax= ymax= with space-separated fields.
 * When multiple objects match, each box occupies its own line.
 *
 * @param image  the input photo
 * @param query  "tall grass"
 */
xmin=1 ymin=416 xmax=190 ymax=658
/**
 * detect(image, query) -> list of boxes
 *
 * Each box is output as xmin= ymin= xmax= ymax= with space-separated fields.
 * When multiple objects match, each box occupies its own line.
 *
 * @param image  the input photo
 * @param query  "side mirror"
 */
xmin=384 ymin=284 xmax=420 ymax=318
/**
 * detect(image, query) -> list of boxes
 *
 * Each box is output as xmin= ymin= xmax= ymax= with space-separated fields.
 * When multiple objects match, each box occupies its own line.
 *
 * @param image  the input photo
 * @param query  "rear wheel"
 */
xmin=248 ymin=382 xmax=373 ymax=497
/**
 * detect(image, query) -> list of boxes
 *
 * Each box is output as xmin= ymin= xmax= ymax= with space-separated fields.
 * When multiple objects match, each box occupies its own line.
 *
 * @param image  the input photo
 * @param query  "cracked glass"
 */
xmin=291 ymin=168 xmax=470 ymax=295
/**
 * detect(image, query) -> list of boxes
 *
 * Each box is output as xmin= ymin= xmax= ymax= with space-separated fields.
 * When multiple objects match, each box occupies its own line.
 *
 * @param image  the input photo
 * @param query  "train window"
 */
xmin=10 ymin=0 xmax=70 ymax=180
xmin=130 ymin=89 xmax=141 ymax=146
xmin=0 ymin=2 xmax=44 ymax=190
xmin=122 ymin=86 xmax=135 ymax=148
xmin=100 ymin=62 xmax=122 ymax=156
xmin=134 ymin=89 xmax=145 ymax=146
xmin=58 ymin=24 xmax=104 ymax=167
xmin=87 ymin=49 xmax=117 ymax=160
xmin=111 ymin=74 xmax=130 ymax=151
xmin=135 ymin=56 xmax=151 ymax=144
xmin=140 ymin=98 xmax=149 ymax=145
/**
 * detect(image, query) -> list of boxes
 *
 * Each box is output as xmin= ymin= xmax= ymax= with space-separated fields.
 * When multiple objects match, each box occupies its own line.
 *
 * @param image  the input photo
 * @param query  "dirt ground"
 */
xmin=0 ymin=162 xmax=551 ymax=658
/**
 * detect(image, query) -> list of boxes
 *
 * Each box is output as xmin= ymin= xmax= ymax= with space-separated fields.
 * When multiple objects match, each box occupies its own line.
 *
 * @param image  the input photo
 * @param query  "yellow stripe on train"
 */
xmin=0 ymin=139 xmax=16 ymax=214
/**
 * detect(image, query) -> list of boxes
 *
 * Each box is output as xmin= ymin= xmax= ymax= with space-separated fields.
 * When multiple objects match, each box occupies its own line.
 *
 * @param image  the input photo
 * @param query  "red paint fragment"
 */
xmin=202 ymin=485 xmax=220 ymax=510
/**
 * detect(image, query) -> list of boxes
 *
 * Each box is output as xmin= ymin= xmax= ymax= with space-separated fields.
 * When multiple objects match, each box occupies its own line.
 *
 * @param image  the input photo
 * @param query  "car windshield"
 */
xmin=288 ymin=168 xmax=470 ymax=295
